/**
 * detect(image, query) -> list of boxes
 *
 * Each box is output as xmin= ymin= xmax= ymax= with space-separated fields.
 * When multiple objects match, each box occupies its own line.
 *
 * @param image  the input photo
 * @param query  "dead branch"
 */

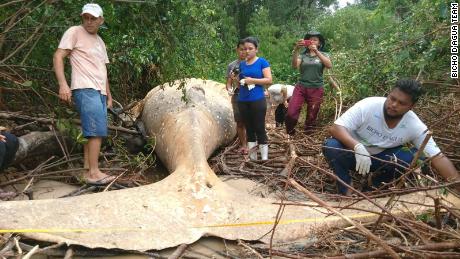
xmin=237 ymin=239 xmax=264 ymax=259
xmin=370 ymin=132 xmax=433 ymax=242
xmin=168 ymin=243 xmax=188 ymax=259
xmin=1 ymin=23 xmax=44 ymax=63
xmin=326 ymin=241 xmax=460 ymax=259
xmin=0 ymin=0 xmax=27 ymax=9
xmin=289 ymin=179 xmax=401 ymax=259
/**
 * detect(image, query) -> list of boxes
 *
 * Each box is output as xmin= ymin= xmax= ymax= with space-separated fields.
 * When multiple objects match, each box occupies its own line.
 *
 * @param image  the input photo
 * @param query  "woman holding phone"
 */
xmin=238 ymin=37 xmax=272 ymax=161
xmin=286 ymin=31 xmax=332 ymax=136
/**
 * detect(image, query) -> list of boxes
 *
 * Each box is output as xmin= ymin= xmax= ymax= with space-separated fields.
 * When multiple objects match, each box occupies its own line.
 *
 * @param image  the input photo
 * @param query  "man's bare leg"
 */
xmin=83 ymin=143 xmax=89 ymax=169
xmin=83 ymin=137 xmax=113 ymax=182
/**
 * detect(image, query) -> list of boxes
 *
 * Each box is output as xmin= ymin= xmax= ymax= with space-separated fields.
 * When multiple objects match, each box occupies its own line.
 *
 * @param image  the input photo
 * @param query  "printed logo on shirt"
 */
xmin=366 ymin=125 xmax=403 ymax=143
xmin=303 ymin=56 xmax=321 ymax=65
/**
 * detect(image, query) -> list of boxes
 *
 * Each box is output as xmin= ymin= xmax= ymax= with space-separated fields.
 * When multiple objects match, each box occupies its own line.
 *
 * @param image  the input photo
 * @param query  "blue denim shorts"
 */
xmin=73 ymin=88 xmax=108 ymax=137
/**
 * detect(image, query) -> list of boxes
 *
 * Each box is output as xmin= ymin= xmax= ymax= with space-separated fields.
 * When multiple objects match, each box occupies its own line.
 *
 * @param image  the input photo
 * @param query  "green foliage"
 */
xmin=109 ymin=134 xmax=156 ymax=171
xmin=1 ymin=0 xmax=238 ymax=105
xmin=416 ymin=211 xmax=433 ymax=222
xmin=1 ymin=0 xmax=453 ymax=134
xmin=310 ymin=0 xmax=451 ymax=106
xmin=356 ymin=0 xmax=380 ymax=10
xmin=314 ymin=7 xmax=397 ymax=50
xmin=439 ymin=186 xmax=448 ymax=196
xmin=245 ymin=1 xmax=332 ymax=84
xmin=56 ymin=119 xmax=87 ymax=145
xmin=247 ymin=8 xmax=297 ymax=84
xmin=238 ymin=0 xmax=452 ymax=125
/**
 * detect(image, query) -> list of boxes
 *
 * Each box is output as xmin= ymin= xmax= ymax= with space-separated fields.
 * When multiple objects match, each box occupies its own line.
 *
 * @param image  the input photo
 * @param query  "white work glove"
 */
xmin=240 ymin=79 xmax=255 ymax=90
xmin=353 ymin=143 xmax=371 ymax=175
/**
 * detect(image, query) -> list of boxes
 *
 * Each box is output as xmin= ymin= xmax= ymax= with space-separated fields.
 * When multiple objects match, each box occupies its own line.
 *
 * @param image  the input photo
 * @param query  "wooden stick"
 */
xmin=0 ymin=234 xmax=14 ymax=256
xmin=370 ymin=132 xmax=432 ymax=242
xmin=289 ymin=179 xmax=400 ymax=259
xmin=22 ymin=245 xmax=39 ymax=259
xmin=269 ymin=137 xmax=298 ymax=257
xmin=14 ymin=236 xmax=22 ymax=255
xmin=325 ymin=241 xmax=460 ymax=259
xmin=237 ymin=239 xmax=264 ymax=259
xmin=296 ymin=156 xmax=425 ymax=241
xmin=1 ymin=24 xmax=43 ymax=63
xmin=0 ymin=167 xmax=126 ymax=187
xmin=434 ymin=197 xmax=441 ymax=229
xmin=280 ymin=142 xmax=297 ymax=177
xmin=168 ymin=243 xmax=188 ymax=259
xmin=63 ymin=247 xmax=73 ymax=259
xmin=0 ymin=0 xmax=27 ymax=9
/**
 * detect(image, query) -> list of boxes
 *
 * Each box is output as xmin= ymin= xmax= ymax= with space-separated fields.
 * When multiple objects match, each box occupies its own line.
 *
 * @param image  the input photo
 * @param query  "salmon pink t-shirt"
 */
xmin=58 ymin=25 xmax=109 ymax=95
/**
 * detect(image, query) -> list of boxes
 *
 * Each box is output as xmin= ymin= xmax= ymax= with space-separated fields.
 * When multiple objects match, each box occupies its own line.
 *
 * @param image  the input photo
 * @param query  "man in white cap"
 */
xmin=53 ymin=3 xmax=115 ymax=185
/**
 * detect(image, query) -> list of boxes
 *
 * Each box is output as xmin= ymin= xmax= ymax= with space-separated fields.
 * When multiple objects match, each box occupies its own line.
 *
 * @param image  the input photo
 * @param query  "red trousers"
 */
xmin=285 ymin=84 xmax=324 ymax=135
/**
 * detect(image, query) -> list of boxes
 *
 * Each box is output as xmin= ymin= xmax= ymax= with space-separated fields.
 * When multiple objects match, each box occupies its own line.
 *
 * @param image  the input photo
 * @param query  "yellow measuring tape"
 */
xmin=195 ymin=213 xmax=376 ymax=228
xmin=0 ymin=213 xmax=376 ymax=233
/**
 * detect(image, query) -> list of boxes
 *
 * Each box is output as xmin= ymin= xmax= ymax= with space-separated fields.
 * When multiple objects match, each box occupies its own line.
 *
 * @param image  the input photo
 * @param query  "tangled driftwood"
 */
xmin=0 ymin=79 xmax=457 ymax=255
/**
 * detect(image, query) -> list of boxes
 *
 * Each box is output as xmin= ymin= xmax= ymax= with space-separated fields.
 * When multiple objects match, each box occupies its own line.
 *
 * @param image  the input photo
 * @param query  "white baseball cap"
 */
xmin=81 ymin=3 xmax=103 ymax=17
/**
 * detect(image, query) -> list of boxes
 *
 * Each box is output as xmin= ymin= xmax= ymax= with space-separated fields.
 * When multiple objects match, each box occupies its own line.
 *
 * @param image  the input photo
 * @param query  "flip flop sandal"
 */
xmin=85 ymin=175 xmax=116 ymax=186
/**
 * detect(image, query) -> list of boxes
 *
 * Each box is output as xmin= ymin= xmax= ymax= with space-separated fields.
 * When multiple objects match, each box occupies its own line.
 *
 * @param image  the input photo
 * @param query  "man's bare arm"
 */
xmin=431 ymin=154 xmax=460 ymax=182
xmin=105 ymin=73 xmax=113 ymax=109
xmin=53 ymin=48 xmax=71 ymax=103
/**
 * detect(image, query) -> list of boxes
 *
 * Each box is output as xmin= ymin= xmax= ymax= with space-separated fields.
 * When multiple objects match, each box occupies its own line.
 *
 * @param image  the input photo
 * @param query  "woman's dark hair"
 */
xmin=236 ymin=39 xmax=245 ymax=48
xmin=393 ymin=79 xmax=423 ymax=103
xmin=243 ymin=36 xmax=259 ymax=48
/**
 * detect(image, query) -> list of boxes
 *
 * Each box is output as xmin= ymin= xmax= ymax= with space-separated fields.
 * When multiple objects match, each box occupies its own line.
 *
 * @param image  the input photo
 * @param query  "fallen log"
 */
xmin=0 ymin=112 xmax=145 ymax=154
xmin=0 ymin=112 xmax=140 ymax=135
xmin=14 ymin=131 xmax=61 ymax=163
xmin=0 ymin=79 xmax=458 ymax=252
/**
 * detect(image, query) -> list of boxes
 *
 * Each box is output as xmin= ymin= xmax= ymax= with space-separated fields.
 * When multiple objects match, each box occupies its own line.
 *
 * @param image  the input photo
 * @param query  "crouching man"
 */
xmin=322 ymin=79 xmax=459 ymax=195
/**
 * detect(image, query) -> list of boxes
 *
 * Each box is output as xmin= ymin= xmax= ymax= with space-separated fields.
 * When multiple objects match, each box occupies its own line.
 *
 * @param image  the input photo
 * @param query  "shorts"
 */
xmin=231 ymin=93 xmax=242 ymax=122
xmin=73 ymin=88 xmax=108 ymax=138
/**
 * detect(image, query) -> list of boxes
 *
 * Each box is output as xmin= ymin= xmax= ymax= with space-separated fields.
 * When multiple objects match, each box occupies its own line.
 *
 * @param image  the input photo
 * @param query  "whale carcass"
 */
xmin=0 ymin=78 xmax=453 ymax=251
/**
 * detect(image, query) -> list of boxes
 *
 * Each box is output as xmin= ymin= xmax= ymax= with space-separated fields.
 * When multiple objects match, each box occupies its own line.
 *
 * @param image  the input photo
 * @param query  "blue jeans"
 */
xmin=0 ymin=132 xmax=19 ymax=171
xmin=322 ymin=138 xmax=418 ymax=195
xmin=73 ymin=89 xmax=108 ymax=137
